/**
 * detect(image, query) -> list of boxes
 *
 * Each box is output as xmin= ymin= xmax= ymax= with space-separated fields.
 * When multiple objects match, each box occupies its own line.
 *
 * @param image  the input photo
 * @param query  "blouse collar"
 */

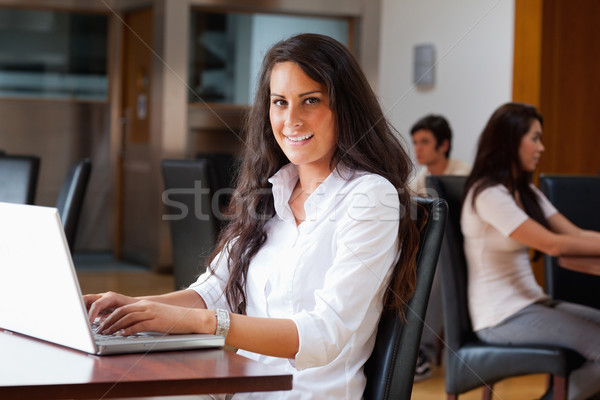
xmin=268 ymin=163 xmax=358 ymax=223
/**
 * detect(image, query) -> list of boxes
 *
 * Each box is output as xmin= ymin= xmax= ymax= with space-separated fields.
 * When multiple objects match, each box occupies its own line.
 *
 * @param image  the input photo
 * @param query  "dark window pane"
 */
xmin=189 ymin=11 xmax=350 ymax=105
xmin=0 ymin=9 xmax=108 ymax=100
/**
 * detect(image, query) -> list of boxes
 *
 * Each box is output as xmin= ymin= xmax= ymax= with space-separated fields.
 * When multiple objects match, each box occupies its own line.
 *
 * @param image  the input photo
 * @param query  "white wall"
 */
xmin=378 ymin=0 xmax=514 ymax=171
xmin=248 ymin=14 xmax=349 ymax=104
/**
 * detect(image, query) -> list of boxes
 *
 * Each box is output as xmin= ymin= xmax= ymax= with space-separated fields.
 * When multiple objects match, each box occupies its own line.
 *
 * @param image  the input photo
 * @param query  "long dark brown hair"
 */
xmin=209 ymin=33 xmax=419 ymax=316
xmin=464 ymin=102 xmax=549 ymax=228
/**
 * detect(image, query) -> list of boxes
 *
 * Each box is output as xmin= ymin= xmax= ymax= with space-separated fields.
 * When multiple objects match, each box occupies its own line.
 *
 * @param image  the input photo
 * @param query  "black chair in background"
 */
xmin=0 ymin=154 xmax=40 ymax=204
xmin=364 ymin=197 xmax=448 ymax=400
xmin=427 ymin=175 xmax=583 ymax=400
xmin=539 ymin=174 xmax=600 ymax=310
xmin=195 ymin=152 xmax=239 ymax=211
xmin=162 ymin=159 xmax=220 ymax=289
xmin=56 ymin=158 xmax=92 ymax=251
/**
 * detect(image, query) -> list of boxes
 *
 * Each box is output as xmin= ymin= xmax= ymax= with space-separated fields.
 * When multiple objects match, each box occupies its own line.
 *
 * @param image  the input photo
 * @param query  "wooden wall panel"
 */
xmin=514 ymin=0 xmax=600 ymax=176
xmin=538 ymin=0 xmax=600 ymax=175
xmin=512 ymin=0 xmax=543 ymax=107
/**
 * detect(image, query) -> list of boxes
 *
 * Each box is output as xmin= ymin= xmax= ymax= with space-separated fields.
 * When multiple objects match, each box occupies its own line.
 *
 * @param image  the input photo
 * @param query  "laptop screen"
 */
xmin=0 ymin=202 xmax=97 ymax=353
xmin=0 ymin=202 xmax=224 ymax=355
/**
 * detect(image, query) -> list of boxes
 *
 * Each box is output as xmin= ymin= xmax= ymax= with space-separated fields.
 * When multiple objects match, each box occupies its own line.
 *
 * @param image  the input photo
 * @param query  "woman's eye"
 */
xmin=272 ymin=99 xmax=286 ymax=107
xmin=305 ymin=97 xmax=320 ymax=105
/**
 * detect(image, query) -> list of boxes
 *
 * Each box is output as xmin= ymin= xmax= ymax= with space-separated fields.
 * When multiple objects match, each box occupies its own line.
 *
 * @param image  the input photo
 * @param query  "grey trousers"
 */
xmin=477 ymin=299 xmax=600 ymax=400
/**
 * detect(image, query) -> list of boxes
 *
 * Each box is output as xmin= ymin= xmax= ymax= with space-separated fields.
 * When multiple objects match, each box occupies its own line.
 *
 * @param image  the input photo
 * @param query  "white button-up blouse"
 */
xmin=189 ymin=163 xmax=401 ymax=399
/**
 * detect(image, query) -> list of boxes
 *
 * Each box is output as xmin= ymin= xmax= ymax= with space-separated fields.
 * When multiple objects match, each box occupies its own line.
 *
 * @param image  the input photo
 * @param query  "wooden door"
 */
xmin=117 ymin=7 xmax=153 ymax=265
xmin=514 ymin=0 xmax=600 ymax=175
xmin=538 ymin=0 xmax=600 ymax=175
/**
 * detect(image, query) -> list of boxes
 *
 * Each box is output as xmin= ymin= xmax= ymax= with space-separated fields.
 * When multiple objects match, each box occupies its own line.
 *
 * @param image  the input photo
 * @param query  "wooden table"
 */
xmin=558 ymin=256 xmax=600 ymax=276
xmin=0 ymin=329 xmax=292 ymax=399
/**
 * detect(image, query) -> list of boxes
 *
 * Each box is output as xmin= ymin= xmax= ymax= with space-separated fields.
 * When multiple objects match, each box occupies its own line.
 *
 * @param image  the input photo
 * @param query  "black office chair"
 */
xmin=539 ymin=174 xmax=600 ymax=309
xmin=0 ymin=154 xmax=40 ymax=204
xmin=162 ymin=159 xmax=221 ymax=289
xmin=196 ymin=152 xmax=239 ymax=211
xmin=427 ymin=175 xmax=583 ymax=400
xmin=364 ymin=197 xmax=448 ymax=400
xmin=56 ymin=158 xmax=92 ymax=251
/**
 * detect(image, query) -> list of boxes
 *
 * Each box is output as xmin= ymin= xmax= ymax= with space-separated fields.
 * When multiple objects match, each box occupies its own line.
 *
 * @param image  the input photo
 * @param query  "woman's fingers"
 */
xmin=82 ymin=293 xmax=102 ymax=310
xmin=86 ymin=292 xmax=135 ymax=323
xmin=97 ymin=301 xmax=197 ymax=336
xmin=100 ymin=310 xmax=152 ymax=336
xmin=98 ymin=301 xmax=164 ymax=335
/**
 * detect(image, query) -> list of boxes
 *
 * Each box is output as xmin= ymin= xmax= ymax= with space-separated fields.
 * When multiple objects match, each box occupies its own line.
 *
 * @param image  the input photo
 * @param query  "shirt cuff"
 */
xmin=291 ymin=311 xmax=328 ymax=371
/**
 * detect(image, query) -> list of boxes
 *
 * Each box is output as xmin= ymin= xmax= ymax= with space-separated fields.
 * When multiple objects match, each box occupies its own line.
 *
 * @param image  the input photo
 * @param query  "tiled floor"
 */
xmin=412 ymin=362 xmax=547 ymax=399
xmin=73 ymin=251 xmax=151 ymax=272
xmin=75 ymin=252 xmax=175 ymax=297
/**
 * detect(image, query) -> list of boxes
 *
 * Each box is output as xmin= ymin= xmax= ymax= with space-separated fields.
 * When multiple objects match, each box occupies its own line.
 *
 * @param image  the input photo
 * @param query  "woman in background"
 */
xmin=85 ymin=33 xmax=419 ymax=399
xmin=462 ymin=102 xmax=600 ymax=400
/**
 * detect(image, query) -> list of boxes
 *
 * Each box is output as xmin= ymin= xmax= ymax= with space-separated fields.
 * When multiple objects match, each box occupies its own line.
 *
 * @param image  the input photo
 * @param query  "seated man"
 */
xmin=408 ymin=114 xmax=471 ymax=381
xmin=409 ymin=114 xmax=471 ymax=196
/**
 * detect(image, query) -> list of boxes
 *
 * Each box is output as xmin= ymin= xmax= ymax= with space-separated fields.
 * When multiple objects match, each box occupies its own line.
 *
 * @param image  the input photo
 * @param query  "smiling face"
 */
xmin=518 ymin=119 xmax=545 ymax=172
xmin=269 ymin=61 xmax=337 ymax=175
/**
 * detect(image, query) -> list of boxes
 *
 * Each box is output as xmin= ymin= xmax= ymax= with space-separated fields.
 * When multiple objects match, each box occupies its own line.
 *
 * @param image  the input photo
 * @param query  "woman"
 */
xmin=462 ymin=102 xmax=600 ymax=400
xmin=85 ymin=33 xmax=419 ymax=399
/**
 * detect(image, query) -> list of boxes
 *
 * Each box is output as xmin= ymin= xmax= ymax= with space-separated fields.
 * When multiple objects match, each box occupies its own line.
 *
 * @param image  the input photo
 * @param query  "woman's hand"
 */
xmin=84 ymin=290 xmax=215 ymax=336
xmin=89 ymin=297 xmax=215 ymax=337
xmin=84 ymin=291 xmax=139 ymax=323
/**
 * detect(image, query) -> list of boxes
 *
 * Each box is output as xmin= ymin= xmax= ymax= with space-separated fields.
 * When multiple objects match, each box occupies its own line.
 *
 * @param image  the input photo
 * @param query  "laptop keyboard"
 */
xmin=93 ymin=322 xmax=141 ymax=340
xmin=92 ymin=321 xmax=165 ymax=341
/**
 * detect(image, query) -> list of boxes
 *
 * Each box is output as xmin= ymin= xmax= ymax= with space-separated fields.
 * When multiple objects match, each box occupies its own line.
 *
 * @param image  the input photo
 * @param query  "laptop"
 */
xmin=0 ymin=202 xmax=224 ymax=355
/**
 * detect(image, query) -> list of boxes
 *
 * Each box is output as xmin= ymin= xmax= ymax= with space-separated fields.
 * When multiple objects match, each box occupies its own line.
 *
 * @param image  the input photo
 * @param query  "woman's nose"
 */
xmin=284 ymin=106 xmax=302 ymax=128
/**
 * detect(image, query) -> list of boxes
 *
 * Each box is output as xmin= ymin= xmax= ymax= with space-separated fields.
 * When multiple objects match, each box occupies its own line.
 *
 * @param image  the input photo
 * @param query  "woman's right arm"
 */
xmin=84 ymin=290 xmax=300 ymax=357
xmin=547 ymin=212 xmax=600 ymax=239
xmin=84 ymin=289 xmax=207 ymax=323
xmin=510 ymin=215 xmax=600 ymax=257
xmin=473 ymin=185 xmax=600 ymax=257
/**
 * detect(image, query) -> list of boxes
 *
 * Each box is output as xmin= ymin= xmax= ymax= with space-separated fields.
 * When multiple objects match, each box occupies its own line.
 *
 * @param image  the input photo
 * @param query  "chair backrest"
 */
xmin=426 ymin=175 xmax=476 ymax=352
xmin=0 ymin=155 xmax=40 ymax=205
xmin=162 ymin=159 xmax=219 ymax=289
xmin=539 ymin=174 xmax=600 ymax=309
xmin=195 ymin=152 xmax=238 ymax=188
xmin=56 ymin=158 xmax=92 ymax=251
xmin=196 ymin=152 xmax=239 ymax=210
xmin=364 ymin=197 xmax=448 ymax=400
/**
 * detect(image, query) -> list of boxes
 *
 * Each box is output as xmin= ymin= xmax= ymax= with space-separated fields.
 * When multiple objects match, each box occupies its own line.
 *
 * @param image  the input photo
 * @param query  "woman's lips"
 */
xmin=285 ymin=134 xmax=314 ymax=143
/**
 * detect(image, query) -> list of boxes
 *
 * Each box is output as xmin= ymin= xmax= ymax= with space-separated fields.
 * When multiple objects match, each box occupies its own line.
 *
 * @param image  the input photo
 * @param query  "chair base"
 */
xmin=482 ymin=385 xmax=493 ymax=400
xmin=553 ymin=375 xmax=568 ymax=400
xmin=446 ymin=386 xmax=494 ymax=400
xmin=446 ymin=374 xmax=568 ymax=400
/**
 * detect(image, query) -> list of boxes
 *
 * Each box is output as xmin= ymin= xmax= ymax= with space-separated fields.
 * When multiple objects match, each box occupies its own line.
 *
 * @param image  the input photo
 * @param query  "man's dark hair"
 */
xmin=410 ymin=114 xmax=452 ymax=158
